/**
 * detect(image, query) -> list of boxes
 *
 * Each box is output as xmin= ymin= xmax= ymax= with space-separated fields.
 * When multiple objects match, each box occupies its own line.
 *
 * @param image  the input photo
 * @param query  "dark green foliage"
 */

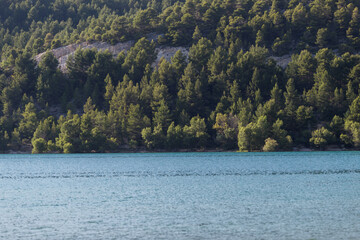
xmin=262 ymin=138 xmax=278 ymax=152
xmin=213 ymin=113 xmax=238 ymax=149
xmin=309 ymin=127 xmax=335 ymax=149
xmin=32 ymin=138 xmax=48 ymax=154
xmin=122 ymin=38 xmax=156 ymax=82
xmin=238 ymin=116 xmax=269 ymax=152
xmin=166 ymin=122 xmax=183 ymax=149
xmin=1 ymin=0 xmax=360 ymax=153
xmin=56 ymin=113 xmax=82 ymax=153
xmin=37 ymin=52 xmax=65 ymax=105
xmin=19 ymin=102 xmax=38 ymax=141
xmin=183 ymin=116 xmax=209 ymax=149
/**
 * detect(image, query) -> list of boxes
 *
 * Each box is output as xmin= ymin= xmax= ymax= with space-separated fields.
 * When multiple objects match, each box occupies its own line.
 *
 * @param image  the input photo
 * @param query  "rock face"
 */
xmin=35 ymin=38 xmax=189 ymax=72
xmin=35 ymin=40 xmax=135 ymax=71
xmin=153 ymin=46 xmax=188 ymax=67
xmin=35 ymin=37 xmax=294 ymax=71
xmin=270 ymin=54 xmax=292 ymax=69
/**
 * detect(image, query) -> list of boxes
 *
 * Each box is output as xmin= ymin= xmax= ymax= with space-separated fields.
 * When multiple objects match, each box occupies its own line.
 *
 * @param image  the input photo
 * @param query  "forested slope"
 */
xmin=0 ymin=0 xmax=360 ymax=153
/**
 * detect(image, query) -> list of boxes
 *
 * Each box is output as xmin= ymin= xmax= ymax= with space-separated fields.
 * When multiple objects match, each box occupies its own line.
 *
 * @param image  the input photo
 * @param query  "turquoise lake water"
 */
xmin=0 ymin=152 xmax=360 ymax=239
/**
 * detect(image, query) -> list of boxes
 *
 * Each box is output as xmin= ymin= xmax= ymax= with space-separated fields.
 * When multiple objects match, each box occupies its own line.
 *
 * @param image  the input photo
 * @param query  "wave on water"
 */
xmin=1 ymin=169 xmax=360 ymax=179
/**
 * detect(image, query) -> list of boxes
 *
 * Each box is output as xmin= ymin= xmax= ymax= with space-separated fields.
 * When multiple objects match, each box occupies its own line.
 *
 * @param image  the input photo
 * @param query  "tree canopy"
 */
xmin=1 ymin=0 xmax=360 ymax=153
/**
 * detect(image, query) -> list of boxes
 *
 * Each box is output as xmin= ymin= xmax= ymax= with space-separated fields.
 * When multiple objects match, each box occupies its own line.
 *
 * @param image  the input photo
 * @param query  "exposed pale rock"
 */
xmin=270 ymin=54 xmax=292 ymax=69
xmin=152 ymin=46 xmax=189 ymax=68
xmin=36 ymin=31 xmax=297 ymax=72
xmin=35 ymin=38 xmax=189 ymax=72
xmin=35 ymin=41 xmax=135 ymax=72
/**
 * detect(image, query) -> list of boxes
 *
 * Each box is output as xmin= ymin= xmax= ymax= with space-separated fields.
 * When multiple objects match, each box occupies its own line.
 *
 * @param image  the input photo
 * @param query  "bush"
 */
xmin=47 ymin=140 xmax=58 ymax=152
xmin=32 ymin=138 xmax=48 ymax=153
xmin=63 ymin=142 xmax=74 ymax=153
xmin=309 ymin=127 xmax=334 ymax=149
xmin=263 ymin=138 xmax=278 ymax=152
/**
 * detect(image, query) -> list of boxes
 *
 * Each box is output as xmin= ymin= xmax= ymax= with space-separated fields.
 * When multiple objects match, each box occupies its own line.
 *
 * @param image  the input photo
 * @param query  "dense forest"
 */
xmin=0 ymin=0 xmax=360 ymax=153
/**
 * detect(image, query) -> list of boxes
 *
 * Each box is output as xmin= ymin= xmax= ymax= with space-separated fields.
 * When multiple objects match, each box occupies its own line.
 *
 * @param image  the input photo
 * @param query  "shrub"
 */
xmin=263 ymin=138 xmax=278 ymax=152
xmin=309 ymin=127 xmax=334 ymax=149
xmin=32 ymin=138 xmax=47 ymax=153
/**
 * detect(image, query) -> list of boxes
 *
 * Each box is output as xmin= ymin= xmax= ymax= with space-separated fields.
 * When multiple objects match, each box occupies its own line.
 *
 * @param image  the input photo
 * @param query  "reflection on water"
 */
xmin=1 ymin=152 xmax=360 ymax=240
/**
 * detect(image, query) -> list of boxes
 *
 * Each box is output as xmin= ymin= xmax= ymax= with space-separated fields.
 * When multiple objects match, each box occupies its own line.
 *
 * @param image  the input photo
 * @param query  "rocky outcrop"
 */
xmin=152 ymin=46 xmax=188 ymax=67
xmin=35 ymin=38 xmax=295 ymax=72
xmin=35 ymin=40 xmax=135 ymax=71
xmin=270 ymin=54 xmax=292 ymax=69
xmin=35 ymin=37 xmax=189 ymax=72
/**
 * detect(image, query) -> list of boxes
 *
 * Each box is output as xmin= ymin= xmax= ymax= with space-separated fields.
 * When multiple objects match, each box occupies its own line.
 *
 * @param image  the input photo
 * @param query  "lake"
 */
xmin=0 ymin=152 xmax=360 ymax=239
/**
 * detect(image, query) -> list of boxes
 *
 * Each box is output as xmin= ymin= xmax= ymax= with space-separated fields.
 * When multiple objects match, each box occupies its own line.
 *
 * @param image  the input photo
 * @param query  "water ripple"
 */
xmin=1 ymin=169 xmax=360 ymax=179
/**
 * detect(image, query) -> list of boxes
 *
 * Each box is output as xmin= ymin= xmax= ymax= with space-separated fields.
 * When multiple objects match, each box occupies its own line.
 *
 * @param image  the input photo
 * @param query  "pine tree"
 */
xmin=56 ymin=114 xmax=82 ymax=153
xmin=188 ymin=37 xmax=213 ymax=71
xmin=192 ymin=26 xmax=202 ymax=42
xmin=104 ymin=74 xmax=114 ymax=110
xmin=347 ymin=7 xmax=360 ymax=47
xmin=126 ymin=104 xmax=146 ymax=146
xmin=177 ymin=63 xmax=202 ymax=116
xmin=18 ymin=102 xmax=38 ymax=141
xmin=166 ymin=122 xmax=183 ymax=149
xmin=346 ymin=81 xmax=356 ymax=105
xmin=153 ymin=100 xmax=172 ymax=132
xmin=315 ymin=66 xmax=333 ymax=116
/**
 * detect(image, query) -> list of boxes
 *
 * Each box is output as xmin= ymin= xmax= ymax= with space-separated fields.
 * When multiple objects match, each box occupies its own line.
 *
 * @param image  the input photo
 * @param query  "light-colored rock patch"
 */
xmin=36 ymin=39 xmax=296 ymax=72
xmin=35 ymin=40 xmax=189 ymax=72
xmin=270 ymin=54 xmax=292 ymax=69
xmin=152 ymin=46 xmax=189 ymax=67
xmin=35 ymin=40 xmax=135 ymax=72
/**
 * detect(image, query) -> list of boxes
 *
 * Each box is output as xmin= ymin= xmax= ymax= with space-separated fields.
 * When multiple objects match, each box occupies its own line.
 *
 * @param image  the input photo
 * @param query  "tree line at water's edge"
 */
xmin=1 ymin=0 xmax=360 ymax=153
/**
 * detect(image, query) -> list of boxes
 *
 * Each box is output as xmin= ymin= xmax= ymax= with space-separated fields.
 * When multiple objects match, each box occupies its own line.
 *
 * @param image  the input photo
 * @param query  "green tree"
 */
xmin=32 ymin=138 xmax=48 ymax=153
xmin=316 ymin=28 xmax=331 ymax=48
xmin=310 ymin=127 xmax=334 ymax=149
xmin=104 ymin=74 xmax=114 ymax=109
xmin=122 ymin=38 xmax=156 ymax=82
xmin=126 ymin=104 xmax=148 ymax=146
xmin=291 ymin=3 xmax=307 ymax=35
xmin=166 ymin=122 xmax=183 ymax=150
xmin=283 ymin=78 xmax=299 ymax=121
xmin=183 ymin=116 xmax=209 ymax=148
xmin=153 ymin=100 xmax=172 ymax=132
xmin=314 ymin=65 xmax=333 ymax=116
xmin=330 ymin=115 xmax=344 ymax=143
xmin=188 ymin=37 xmax=213 ymax=71
xmin=18 ymin=102 xmax=38 ymax=141
xmin=238 ymin=116 xmax=269 ymax=152
xmin=213 ymin=113 xmax=238 ymax=149
xmin=32 ymin=116 xmax=57 ymax=148
xmin=347 ymin=7 xmax=360 ymax=47
xmin=343 ymin=120 xmax=360 ymax=147
xmin=36 ymin=52 xmax=65 ymax=104
xmin=192 ymin=25 xmax=202 ymax=42
xmin=348 ymin=95 xmax=360 ymax=121
xmin=309 ymin=0 xmax=332 ymax=28
xmin=263 ymin=138 xmax=278 ymax=152
xmin=177 ymin=63 xmax=203 ymax=116
xmin=346 ymin=81 xmax=356 ymax=105
xmin=133 ymin=8 xmax=157 ymax=31
xmin=272 ymin=119 xmax=292 ymax=150
xmin=141 ymin=127 xmax=154 ymax=149
xmin=286 ymin=50 xmax=316 ymax=91
xmin=56 ymin=113 xmax=82 ymax=153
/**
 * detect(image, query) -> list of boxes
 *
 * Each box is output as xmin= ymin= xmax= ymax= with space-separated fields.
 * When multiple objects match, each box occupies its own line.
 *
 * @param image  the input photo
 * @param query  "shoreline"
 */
xmin=1 ymin=146 xmax=355 ymax=154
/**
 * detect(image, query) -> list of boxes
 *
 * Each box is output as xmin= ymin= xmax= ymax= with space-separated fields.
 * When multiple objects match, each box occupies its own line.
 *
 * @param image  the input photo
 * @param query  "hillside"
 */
xmin=1 ymin=0 xmax=360 ymax=153
xmin=34 ymin=37 xmax=293 ymax=73
xmin=34 ymin=34 xmax=189 ymax=71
